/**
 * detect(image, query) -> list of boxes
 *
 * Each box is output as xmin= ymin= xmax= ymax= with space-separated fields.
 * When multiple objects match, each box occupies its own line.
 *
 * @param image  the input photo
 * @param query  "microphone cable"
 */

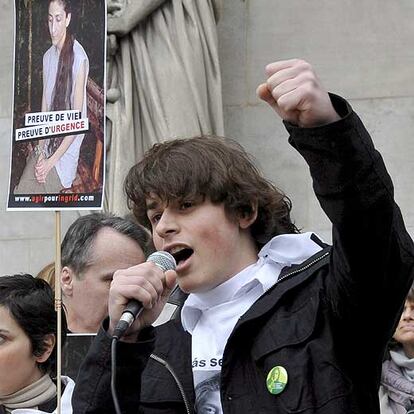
xmin=111 ymin=337 xmax=122 ymax=414
xmin=109 ymin=251 xmax=176 ymax=413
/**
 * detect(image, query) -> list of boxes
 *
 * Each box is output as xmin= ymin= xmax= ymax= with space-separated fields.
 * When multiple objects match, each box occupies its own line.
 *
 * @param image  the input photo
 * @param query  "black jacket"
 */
xmin=72 ymin=96 xmax=414 ymax=414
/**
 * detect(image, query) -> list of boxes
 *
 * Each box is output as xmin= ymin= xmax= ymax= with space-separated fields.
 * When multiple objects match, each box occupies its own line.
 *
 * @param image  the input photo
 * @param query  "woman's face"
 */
xmin=0 ymin=306 xmax=43 ymax=396
xmin=393 ymin=299 xmax=414 ymax=355
xmin=48 ymin=1 xmax=71 ymax=49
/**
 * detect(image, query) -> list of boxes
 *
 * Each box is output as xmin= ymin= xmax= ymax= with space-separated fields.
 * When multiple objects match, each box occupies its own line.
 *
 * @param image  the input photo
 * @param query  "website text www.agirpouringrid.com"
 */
xmin=14 ymin=194 xmax=95 ymax=204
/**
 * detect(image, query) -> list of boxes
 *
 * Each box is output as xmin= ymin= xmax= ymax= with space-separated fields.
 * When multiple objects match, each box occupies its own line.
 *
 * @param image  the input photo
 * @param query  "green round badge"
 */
xmin=266 ymin=366 xmax=288 ymax=395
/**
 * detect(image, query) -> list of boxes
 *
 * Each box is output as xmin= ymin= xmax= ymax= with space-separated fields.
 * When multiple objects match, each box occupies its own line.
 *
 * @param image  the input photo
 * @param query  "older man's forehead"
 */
xmin=84 ymin=227 xmax=145 ymax=272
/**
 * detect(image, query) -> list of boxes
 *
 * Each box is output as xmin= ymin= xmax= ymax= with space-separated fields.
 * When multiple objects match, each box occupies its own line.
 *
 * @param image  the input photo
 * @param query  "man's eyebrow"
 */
xmin=146 ymin=200 xmax=159 ymax=211
xmin=0 ymin=328 xmax=10 ymax=334
xmin=100 ymin=272 xmax=114 ymax=281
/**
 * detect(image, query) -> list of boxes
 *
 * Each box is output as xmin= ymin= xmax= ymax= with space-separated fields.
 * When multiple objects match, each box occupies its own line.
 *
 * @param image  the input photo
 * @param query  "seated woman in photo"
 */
xmin=0 ymin=274 xmax=71 ymax=413
xmin=15 ymin=0 xmax=89 ymax=194
xmin=380 ymin=283 xmax=414 ymax=413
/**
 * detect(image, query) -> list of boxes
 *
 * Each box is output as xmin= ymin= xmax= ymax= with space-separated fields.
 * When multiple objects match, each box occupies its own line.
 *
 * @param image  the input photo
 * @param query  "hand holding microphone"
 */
xmin=109 ymin=251 xmax=177 ymax=340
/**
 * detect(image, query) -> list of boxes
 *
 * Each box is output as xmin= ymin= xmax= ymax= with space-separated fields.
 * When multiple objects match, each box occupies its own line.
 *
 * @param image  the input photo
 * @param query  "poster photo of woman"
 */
xmin=8 ymin=0 xmax=106 ymax=210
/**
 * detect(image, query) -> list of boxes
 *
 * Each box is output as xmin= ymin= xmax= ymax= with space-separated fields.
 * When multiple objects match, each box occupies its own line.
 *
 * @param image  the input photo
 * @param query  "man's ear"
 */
xmin=65 ymin=12 xmax=71 ymax=28
xmin=35 ymin=334 xmax=56 ymax=364
xmin=239 ymin=202 xmax=258 ymax=229
xmin=61 ymin=266 xmax=74 ymax=297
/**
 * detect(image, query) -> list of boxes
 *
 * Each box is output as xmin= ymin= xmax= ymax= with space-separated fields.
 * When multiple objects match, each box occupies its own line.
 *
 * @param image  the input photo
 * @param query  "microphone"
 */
xmin=112 ymin=251 xmax=176 ymax=339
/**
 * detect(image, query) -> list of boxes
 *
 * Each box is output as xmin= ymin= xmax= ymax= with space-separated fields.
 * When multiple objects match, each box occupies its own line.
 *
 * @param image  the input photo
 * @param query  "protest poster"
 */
xmin=8 ymin=0 xmax=106 ymax=210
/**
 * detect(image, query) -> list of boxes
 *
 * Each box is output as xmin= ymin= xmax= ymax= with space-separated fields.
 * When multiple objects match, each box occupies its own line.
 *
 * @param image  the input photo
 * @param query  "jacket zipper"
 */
xmin=264 ymin=250 xmax=331 ymax=294
xmin=150 ymin=353 xmax=192 ymax=414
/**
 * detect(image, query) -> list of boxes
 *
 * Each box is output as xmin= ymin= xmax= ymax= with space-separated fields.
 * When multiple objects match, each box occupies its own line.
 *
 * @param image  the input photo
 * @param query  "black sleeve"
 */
xmin=72 ymin=320 xmax=155 ymax=413
xmin=286 ymin=94 xmax=414 ymax=354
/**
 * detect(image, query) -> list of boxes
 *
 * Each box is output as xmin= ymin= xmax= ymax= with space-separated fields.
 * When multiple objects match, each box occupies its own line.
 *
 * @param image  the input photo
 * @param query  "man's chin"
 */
xmin=177 ymin=278 xmax=199 ymax=294
xmin=177 ymin=278 xmax=213 ymax=295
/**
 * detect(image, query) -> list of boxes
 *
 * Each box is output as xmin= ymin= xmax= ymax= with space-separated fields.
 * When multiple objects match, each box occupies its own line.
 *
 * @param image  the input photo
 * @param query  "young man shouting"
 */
xmin=73 ymin=59 xmax=414 ymax=414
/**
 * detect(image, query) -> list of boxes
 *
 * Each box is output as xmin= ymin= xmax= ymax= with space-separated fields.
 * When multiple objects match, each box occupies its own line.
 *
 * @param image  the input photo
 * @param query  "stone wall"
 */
xmin=217 ymin=0 xmax=414 ymax=242
xmin=0 ymin=0 xmax=412 ymax=274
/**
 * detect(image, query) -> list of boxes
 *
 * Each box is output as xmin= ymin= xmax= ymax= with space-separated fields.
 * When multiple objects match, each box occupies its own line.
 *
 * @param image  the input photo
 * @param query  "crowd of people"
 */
xmin=2 ymin=57 xmax=414 ymax=413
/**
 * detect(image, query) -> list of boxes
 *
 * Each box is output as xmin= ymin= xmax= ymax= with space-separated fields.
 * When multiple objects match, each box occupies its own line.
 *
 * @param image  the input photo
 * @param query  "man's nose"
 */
xmin=402 ymin=305 xmax=414 ymax=321
xmin=155 ymin=210 xmax=178 ymax=239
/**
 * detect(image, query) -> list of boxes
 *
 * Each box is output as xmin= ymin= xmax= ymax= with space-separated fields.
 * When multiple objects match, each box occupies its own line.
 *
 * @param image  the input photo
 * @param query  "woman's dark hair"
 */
xmin=48 ymin=0 xmax=74 ymax=154
xmin=0 ymin=274 xmax=67 ymax=375
xmin=125 ymin=136 xmax=299 ymax=248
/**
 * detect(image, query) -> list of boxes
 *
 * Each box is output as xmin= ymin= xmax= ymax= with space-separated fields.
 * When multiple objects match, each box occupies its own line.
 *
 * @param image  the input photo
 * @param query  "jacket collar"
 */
xmin=233 ymin=246 xmax=331 ymax=327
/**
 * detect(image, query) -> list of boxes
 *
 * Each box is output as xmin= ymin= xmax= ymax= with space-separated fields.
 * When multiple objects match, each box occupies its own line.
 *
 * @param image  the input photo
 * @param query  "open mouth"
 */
xmin=171 ymin=248 xmax=194 ymax=266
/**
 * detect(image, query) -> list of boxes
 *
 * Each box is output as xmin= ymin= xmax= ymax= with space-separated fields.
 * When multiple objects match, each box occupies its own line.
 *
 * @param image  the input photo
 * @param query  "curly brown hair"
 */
xmin=125 ymin=136 xmax=299 ymax=248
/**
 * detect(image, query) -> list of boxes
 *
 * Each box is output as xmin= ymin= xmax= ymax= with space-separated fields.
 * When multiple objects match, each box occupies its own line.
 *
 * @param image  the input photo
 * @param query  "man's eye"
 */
xmin=151 ymin=213 xmax=162 ymax=223
xmin=180 ymin=201 xmax=193 ymax=210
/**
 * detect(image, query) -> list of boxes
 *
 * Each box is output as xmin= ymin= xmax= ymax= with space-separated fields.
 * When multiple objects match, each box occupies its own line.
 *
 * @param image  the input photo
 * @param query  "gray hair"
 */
xmin=61 ymin=213 xmax=153 ymax=277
